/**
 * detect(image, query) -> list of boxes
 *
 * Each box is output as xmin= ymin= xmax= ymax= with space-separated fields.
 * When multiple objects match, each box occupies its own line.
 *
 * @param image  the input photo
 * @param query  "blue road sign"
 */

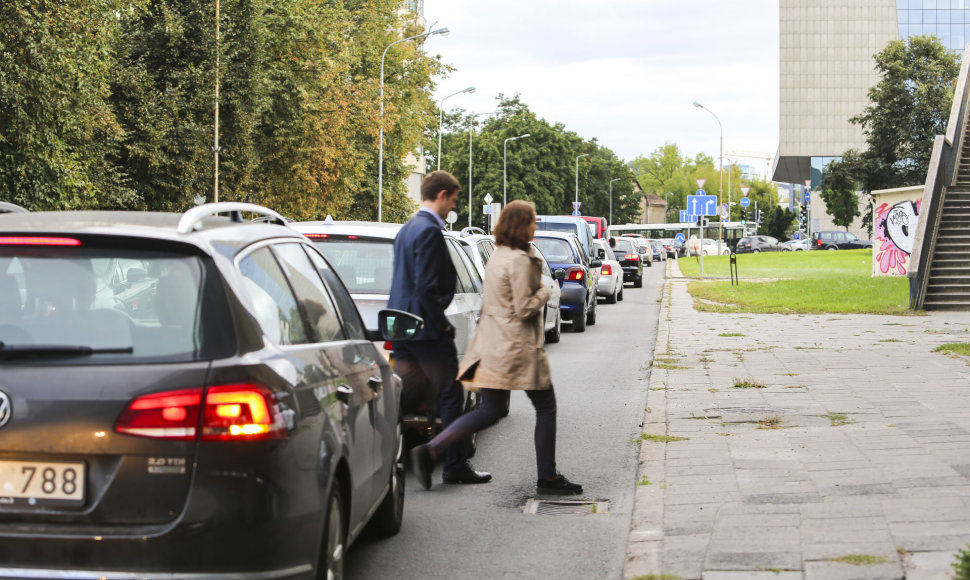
xmin=686 ymin=194 xmax=718 ymax=216
xmin=804 ymin=190 xmax=811 ymax=203
xmin=680 ymin=210 xmax=698 ymax=223
xmin=572 ymin=210 xmax=581 ymax=216
xmin=696 ymin=189 xmax=706 ymax=196
xmin=793 ymin=232 xmax=800 ymax=240
xmin=739 ymin=197 xmax=751 ymax=207
xmin=675 ymin=233 xmax=686 ymax=243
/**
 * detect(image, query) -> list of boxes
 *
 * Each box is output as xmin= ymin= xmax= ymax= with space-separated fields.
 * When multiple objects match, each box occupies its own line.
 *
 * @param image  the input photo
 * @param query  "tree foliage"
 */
xmin=759 ymin=206 xmax=797 ymax=240
xmin=2 ymin=0 xmax=444 ymax=220
xmin=436 ymin=94 xmax=639 ymax=227
xmin=824 ymin=35 xmax=959 ymax=231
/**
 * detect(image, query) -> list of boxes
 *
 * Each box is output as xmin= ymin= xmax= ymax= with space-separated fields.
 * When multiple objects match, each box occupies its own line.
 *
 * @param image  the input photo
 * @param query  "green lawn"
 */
xmin=675 ymin=250 xmax=914 ymax=315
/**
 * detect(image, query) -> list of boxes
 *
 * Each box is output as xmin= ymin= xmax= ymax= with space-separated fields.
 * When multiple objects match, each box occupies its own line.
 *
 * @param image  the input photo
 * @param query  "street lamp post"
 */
xmin=608 ymin=177 xmax=621 ymax=225
xmin=575 ymin=153 xmax=591 ymax=211
xmin=437 ymin=86 xmax=475 ymax=170
xmin=692 ymin=101 xmax=725 ymax=212
xmin=665 ymin=191 xmax=672 ymax=223
xmin=467 ymin=111 xmax=499 ymax=227
xmin=503 ymin=133 xmax=530 ymax=207
xmin=378 ymin=26 xmax=449 ymax=222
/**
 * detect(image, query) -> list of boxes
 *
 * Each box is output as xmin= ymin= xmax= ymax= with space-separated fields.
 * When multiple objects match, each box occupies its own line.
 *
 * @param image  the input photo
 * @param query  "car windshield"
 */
xmin=0 ymin=247 xmax=220 ymax=363
xmin=532 ymin=238 xmax=574 ymax=263
xmin=309 ymin=238 xmax=394 ymax=295
xmin=612 ymin=238 xmax=636 ymax=253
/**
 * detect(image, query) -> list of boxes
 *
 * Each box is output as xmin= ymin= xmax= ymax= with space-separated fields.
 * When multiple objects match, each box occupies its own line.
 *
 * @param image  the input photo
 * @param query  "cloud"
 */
xmin=424 ymin=0 xmax=780 ymax=164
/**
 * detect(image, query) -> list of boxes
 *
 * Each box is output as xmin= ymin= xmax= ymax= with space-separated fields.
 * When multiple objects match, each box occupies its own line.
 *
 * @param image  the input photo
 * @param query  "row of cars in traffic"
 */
xmin=0 ymin=203 xmax=664 ymax=579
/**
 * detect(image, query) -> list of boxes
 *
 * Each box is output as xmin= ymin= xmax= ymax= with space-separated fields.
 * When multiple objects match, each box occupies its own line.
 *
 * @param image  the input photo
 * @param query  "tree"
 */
xmin=0 ymin=0 xmax=134 ymax=210
xmin=759 ymin=206 xmax=797 ymax=240
xmin=825 ymin=35 xmax=958 ymax=231
xmin=819 ymin=150 xmax=863 ymax=229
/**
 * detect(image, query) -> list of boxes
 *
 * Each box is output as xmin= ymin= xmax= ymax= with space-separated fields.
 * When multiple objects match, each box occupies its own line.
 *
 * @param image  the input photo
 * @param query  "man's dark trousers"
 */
xmin=394 ymin=337 xmax=466 ymax=474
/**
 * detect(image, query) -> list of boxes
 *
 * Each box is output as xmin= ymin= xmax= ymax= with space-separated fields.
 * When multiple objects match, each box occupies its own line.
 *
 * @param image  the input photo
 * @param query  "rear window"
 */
xmin=0 ymin=244 xmax=232 ymax=363
xmin=536 ymin=222 xmax=581 ymax=235
xmin=612 ymin=238 xmax=636 ymax=253
xmin=309 ymin=238 xmax=393 ymax=295
xmin=533 ymin=238 xmax=575 ymax=263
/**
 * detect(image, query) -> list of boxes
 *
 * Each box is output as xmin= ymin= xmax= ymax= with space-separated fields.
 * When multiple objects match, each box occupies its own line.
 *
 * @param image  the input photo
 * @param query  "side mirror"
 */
xmin=590 ymin=259 xmax=602 ymax=268
xmin=377 ymin=309 xmax=424 ymax=341
xmin=638 ymin=247 xmax=647 ymax=255
xmin=597 ymin=248 xmax=606 ymax=259
xmin=553 ymin=268 xmax=566 ymax=282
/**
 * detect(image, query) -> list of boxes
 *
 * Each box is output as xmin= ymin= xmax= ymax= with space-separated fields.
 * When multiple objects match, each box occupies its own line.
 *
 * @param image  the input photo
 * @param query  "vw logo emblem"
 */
xmin=0 ymin=391 xmax=11 ymax=428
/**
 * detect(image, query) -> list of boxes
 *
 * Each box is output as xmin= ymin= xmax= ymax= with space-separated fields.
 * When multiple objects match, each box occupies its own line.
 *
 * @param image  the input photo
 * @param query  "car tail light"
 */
xmin=623 ymin=254 xmax=639 ymax=261
xmin=115 ymin=388 xmax=203 ymax=440
xmin=816 ymin=239 xmax=822 ymax=247
xmin=600 ymin=264 xmax=612 ymax=275
xmin=303 ymin=233 xmax=329 ymax=239
xmin=383 ymin=341 xmax=394 ymax=351
xmin=0 ymin=236 xmax=82 ymax=246
xmin=116 ymin=384 xmax=285 ymax=441
xmin=202 ymin=384 xmax=286 ymax=441
xmin=565 ymin=267 xmax=585 ymax=282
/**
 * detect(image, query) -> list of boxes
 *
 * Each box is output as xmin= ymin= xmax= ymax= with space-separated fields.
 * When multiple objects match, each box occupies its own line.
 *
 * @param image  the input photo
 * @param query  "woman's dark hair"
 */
xmin=494 ymin=200 xmax=536 ymax=251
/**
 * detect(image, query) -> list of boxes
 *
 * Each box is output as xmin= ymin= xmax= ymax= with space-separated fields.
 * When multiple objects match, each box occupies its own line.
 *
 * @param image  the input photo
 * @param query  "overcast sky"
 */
xmin=422 ymin=0 xmax=780 ymax=175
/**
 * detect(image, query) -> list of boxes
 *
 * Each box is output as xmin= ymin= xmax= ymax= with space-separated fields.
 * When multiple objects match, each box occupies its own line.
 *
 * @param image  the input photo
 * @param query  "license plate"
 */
xmin=0 ymin=460 xmax=85 ymax=505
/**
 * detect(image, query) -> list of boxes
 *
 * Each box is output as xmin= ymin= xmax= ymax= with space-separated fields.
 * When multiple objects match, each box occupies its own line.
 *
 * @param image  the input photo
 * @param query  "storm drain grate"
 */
xmin=522 ymin=499 xmax=611 ymax=516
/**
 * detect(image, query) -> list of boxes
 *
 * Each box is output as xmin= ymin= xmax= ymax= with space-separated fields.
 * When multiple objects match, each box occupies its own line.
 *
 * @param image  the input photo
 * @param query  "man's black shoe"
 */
xmin=410 ymin=444 xmax=433 ymax=490
xmin=536 ymin=474 xmax=583 ymax=495
xmin=442 ymin=462 xmax=491 ymax=484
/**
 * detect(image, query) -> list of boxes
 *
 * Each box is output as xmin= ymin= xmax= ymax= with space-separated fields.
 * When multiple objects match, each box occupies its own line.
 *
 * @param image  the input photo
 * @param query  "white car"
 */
xmin=593 ymin=238 xmax=623 ymax=304
xmin=782 ymin=238 xmax=811 ymax=251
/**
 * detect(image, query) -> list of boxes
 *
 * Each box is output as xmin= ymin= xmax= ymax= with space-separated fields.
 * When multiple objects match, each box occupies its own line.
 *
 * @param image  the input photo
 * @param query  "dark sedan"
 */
xmin=610 ymin=236 xmax=645 ymax=287
xmin=533 ymin=231 xmax=601 ymax=332
xmin=735 ymin=235 xmax=782 ymax=253
xmin=0 ymin=204 xmax=418 ymax=579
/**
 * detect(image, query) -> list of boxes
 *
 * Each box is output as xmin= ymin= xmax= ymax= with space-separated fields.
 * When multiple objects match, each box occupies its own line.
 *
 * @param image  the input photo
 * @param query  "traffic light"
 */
xmin=799 ymin=204 xmax=808 ymax=223
xmin=740 ymin=208 xmax=747 ymax=224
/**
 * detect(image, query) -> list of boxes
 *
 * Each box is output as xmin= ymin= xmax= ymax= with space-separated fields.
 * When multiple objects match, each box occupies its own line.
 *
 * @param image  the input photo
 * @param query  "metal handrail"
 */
xmin=177 ymin=202 xmax=289 ymax=234
xmin=909 ymin=44 xmax=970 ymax=309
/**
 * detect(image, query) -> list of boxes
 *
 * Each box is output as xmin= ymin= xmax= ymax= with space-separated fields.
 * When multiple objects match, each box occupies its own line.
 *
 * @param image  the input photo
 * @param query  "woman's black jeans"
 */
xmin=427 ymin=387 xmax=558 ymax=480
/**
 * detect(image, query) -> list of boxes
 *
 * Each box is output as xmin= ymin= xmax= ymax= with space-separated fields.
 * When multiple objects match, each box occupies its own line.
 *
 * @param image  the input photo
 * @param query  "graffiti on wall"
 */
xmin=874 ymin=199 xmax=920 ymax=275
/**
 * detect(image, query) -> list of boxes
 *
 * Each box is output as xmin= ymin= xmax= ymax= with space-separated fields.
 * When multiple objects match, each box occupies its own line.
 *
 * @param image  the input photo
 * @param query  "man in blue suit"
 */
xmin=389 ymin=170 xmax=490 ymax=487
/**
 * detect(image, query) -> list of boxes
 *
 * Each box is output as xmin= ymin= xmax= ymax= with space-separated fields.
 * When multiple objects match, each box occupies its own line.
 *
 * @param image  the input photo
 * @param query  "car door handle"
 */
xmin=368 ymin=375 xmax=383 ymax=391
xmin=335 ymin=384 xmax=354 ymax=404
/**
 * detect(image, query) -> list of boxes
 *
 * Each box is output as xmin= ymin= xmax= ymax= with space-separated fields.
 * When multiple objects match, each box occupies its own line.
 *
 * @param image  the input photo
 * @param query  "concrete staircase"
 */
xmin=924 ymin=144 xmax=970 ymax=309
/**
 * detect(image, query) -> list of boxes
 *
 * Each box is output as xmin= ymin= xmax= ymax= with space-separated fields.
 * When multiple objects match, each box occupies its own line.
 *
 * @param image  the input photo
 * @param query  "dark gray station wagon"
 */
xmin=0 ymin=203 xmax=417 ymax=579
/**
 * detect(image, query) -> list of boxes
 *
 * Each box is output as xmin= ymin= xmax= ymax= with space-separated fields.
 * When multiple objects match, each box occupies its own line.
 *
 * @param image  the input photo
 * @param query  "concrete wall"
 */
xmin=775 ymin=0 xmax=897 ymax=184
xmin=871 ymin=185 xmax=923 ymax=277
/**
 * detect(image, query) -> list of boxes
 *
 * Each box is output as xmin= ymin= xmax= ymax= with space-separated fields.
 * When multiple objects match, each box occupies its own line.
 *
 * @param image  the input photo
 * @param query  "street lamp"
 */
xmin=575 ymin=153 xmax=591 ymax=210
xmin=503 ymin=133 xmax=530 ymax=207
xmin=467 ymin=111 xmax=499 ymax=227
xmin=692 ymin=101 xmax=725 ymax=212
xmin=664 ymin=191 xmax=672 ymax=223
xmin=378 ymin=26 xmax=450 ymax=222
xmin=437 ymin=85 xmax=475 ymax=170
xmin=608 ymin=178 xmax=621 ymax=225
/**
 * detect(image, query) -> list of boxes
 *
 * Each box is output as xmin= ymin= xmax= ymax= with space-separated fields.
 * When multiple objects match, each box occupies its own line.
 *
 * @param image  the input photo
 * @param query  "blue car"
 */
xmin=532 ymin=231 xmax=601 ymax=333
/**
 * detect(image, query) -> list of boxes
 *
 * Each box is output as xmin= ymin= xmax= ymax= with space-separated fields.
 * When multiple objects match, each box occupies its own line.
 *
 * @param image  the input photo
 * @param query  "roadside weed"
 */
xmin=757 ymin=416 xmax=782 ymax=429
xmin=637 ymin=433 xmax=689 ymax=443
xmin=823 ymin=412 xmax=852 ymax=426
xmin=732 ymin=378 xmax=766 ymax=389
xmin=826 ymin=554 xmax=887 ymax=566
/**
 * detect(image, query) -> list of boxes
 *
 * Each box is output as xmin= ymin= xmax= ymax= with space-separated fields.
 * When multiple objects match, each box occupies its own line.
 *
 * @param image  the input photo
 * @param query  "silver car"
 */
xmin=292 ymin=220 xmax=483 ymax=360
xmin=593 ymin=237 xmax=623 ymax=304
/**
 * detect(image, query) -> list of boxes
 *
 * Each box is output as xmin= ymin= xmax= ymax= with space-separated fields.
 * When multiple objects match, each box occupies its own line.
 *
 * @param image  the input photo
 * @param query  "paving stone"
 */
xmin=803 ymin=560 xmax=904 ymax=580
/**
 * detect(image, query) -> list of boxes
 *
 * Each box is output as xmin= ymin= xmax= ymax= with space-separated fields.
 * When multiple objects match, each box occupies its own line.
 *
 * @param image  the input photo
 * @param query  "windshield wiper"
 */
xmin=0 ymin=343 xmax=134 ymax=358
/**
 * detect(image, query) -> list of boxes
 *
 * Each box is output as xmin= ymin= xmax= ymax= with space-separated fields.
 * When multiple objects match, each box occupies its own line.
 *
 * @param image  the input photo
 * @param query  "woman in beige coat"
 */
xmin=410 ymin=201 xmax=582 ymax=496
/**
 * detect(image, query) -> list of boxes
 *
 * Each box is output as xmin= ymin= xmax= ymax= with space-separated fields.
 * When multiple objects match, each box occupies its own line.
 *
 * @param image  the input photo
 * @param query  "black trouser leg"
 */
xmin=428 ymin=389 xmax=509 ymax=457
xmin=526 ymin=388 xmax=558 ymax=480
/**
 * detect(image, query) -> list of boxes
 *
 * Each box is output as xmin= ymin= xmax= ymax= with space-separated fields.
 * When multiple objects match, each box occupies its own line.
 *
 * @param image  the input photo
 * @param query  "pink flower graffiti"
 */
xmin=874 ymin=200 xmax=920 ymax=275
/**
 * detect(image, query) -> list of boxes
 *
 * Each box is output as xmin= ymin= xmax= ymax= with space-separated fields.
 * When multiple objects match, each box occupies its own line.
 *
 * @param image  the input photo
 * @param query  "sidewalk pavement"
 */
xmin=624 ymin=260 xmax=970 ymax=580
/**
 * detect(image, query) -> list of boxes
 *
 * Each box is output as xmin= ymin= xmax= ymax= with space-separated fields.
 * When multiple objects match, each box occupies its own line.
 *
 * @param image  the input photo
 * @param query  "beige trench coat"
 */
xmin=457 ymin=245 xmax=552 ymax=391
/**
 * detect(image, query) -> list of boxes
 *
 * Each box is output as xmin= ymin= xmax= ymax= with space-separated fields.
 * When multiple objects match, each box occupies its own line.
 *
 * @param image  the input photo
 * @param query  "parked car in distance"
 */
xmin=593 ymin=238 xmax=623 ymax=304
xmin=782 ymin=238 xmax=812 ymax=251
xmin=810 ymin=230 xmax=873 ymax=250
xmin=532 ymin=231 xmax=600 ymax=333
xmin=735 ymin=235 xmax=782 ymax=254
xmin=580 ymin=216 xmax=609 ymax=239
xmin=610 ymin=236 xmax=645 ymax=287
xmin=0 ymin=203 xmax=416 ymax=579
xmin=647 ymin=239 xmax=667 ymax=262
xmin=659 ymin=238 xmax=679 ymax=259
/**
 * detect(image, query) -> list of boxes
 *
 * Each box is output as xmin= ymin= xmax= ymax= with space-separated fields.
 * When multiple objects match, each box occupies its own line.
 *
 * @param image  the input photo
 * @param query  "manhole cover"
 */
xmin=522 ymin=499 xmax=611 ymax=516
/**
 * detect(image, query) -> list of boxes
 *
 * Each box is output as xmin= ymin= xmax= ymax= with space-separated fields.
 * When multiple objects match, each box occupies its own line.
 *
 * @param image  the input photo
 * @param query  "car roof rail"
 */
xmin=0 ymin=201 xmax=29 ymax=214
xmin=177 ymin=202 xmax=290 ymax=234
xmin=460 ymin=226 xmax=486 ymax=237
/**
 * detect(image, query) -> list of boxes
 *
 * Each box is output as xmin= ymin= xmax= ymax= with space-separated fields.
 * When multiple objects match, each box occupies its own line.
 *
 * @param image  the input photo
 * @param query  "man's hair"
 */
xmin=421 ymin=170 xmax=461 ymax=201
xmin=494 ymin=200 xmax=536 ymax=251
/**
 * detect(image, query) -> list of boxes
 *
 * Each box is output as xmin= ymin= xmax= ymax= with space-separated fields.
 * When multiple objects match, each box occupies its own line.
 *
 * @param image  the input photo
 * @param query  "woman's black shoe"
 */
xmin=536 ymin=474 xmax=583 ymax=495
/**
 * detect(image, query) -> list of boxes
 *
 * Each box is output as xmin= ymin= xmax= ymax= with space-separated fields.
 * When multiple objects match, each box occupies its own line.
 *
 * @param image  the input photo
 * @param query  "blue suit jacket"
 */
xmin=388 ymin=211 xmax=456 ymax=341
